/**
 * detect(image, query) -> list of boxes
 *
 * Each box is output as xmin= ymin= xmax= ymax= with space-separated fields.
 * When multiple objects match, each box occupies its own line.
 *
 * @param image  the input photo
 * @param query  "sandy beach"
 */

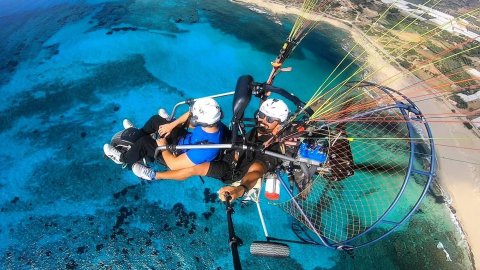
xmin=233 ymin=0 xmax=479 ymax=267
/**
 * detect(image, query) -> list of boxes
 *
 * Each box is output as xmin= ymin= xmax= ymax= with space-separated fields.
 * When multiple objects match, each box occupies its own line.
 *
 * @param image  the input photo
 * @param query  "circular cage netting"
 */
xmin=275 ymin=82 xmax=435 ymax=246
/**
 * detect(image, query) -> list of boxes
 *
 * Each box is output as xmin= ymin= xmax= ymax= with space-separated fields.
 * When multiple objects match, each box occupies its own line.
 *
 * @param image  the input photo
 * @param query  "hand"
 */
xmin=158 ymin=123 xmax=174 ymax=137
xmin=156 ymin=138 xmax=167 ymax=147
xmin=218 ymin=186 xmax=245 ymax=202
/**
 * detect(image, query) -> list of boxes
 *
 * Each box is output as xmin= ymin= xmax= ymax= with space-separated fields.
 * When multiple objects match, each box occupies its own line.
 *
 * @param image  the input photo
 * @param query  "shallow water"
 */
xmin=0 ymin=0 xmax=474 ymax=269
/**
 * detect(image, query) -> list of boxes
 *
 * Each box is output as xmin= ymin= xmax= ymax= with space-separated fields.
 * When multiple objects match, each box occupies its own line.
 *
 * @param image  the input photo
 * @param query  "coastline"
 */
xmin=231 ymin=0 xmax=479 ymax=268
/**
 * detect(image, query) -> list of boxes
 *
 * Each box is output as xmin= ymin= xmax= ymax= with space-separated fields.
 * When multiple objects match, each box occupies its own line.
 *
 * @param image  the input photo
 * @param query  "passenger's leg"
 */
xmin=121 ymin=136 xmax=158 ymax=165
xmin=141 ymin=115 xmax=169 ymax=134
xmin=142 ymin=114 xmax=188 ymax=144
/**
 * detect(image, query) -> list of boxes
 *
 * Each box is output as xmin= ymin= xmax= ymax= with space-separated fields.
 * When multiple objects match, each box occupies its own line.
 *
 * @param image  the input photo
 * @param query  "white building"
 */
xmin=472 ymin=116 xmax=480 ymax=128
xmin=457 ymin=91 xmax=480 ymax=110
xmin=466 ymin=68 xmax=480 ymax=78
xmin=381 ymin=0 xmax=480 ymax=42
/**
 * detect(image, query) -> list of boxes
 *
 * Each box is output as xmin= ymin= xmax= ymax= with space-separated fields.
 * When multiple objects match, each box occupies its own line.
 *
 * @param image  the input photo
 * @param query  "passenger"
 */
xmin=132 ymin=98 xmax=291 ymax=202
xmin=103 ymin=97 xmax=225 ymax=171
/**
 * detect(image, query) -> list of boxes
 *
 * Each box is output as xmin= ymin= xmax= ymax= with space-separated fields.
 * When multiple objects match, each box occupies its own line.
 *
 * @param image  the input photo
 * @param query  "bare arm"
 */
xmin=170 ymin=112 xmax=190 ymax=127
xmin=158 ymin=112 xmax=191 ymax=137
xmin=218 ymin=161 xmax=267 ymax=201
xmin=154 ymin=162 xmax=210 ymax=180
xmin=155 ymin=137 xmax=196 ymax=170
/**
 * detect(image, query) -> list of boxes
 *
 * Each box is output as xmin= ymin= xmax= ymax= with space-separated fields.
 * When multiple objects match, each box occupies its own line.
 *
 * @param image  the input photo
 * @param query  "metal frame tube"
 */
xmin=167 ymin=91 xmax=235 ymax=121
xmin=154 ymin=144 xmax=322 ymax=166
xmin=335 ymin=82 xmax=436 ymax=248
xmin=352 ymin=110 xmax=436 ymax=248
xmin=255 ymin=200 xmax=269 ymax=238
xmin=338 ymin=106 xmax=415 ymax=246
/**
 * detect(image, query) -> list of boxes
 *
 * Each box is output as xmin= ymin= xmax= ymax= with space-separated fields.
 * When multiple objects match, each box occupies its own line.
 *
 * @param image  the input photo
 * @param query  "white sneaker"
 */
xmin=158 ymin=108 xmax=170 ymax=119
xmin=132 ymin=163 xmax=155 ymax=180
xmin=103 ymin=144 xmax=123 ymax=165
xmin=123 ymin=119 xmax=134 ymax=129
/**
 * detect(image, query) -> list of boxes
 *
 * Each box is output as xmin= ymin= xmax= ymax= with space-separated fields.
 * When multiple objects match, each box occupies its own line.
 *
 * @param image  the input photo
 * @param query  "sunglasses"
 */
xmin=256 ymin=111 xmax=281 ymax=124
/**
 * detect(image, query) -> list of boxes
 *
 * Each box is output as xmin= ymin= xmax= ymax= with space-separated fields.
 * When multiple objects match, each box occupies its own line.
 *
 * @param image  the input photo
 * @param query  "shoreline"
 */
xmin=232 ymin=0 xmax=479 ymax=268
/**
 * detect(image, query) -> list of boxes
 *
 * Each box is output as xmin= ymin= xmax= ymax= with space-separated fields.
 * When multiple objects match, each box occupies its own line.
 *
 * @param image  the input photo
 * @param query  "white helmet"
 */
xmin=191 ymin=97 xmax=222 ymax=126
xmin=259 ymin=98 xmax=289 ymax=123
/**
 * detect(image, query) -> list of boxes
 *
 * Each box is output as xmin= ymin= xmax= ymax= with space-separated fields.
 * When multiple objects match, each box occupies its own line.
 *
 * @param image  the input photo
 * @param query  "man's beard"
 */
xmin=256 ymin=122 xmax=271 ymax=134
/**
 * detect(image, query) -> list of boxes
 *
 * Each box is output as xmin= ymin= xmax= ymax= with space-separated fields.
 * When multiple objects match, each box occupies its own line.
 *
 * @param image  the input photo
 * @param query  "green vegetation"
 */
xmin=398 ymin=59 xmax=413 ymax=69
xmin=437 ymin=31 xmax=466 ymax=45
xmin=425 ymin=41 xmax=443 ymax=54
xmin=330 ymin=2 xmax=342 ymax=9
xmin=464 ymin=42 xmax=480 ymax=58
xmin=449 ymin=71 xmax=475 ymax=87
xmin=403 ymin=48 xmax=420 ymax=58
xmin=434 ymin=54 xmax=475 ymax=87
xmin=379 ymin=12 xmax=434 ymax=34
xmin=450 ymin=94 xmax=468 ymax=109
xmin=382 ymin=9 xmax=406 ymax=29
xmin=351 ymin=0 xmax=374 ymax=6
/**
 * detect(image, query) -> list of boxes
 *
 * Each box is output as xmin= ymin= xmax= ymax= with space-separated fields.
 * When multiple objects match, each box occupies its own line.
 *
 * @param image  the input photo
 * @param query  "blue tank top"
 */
xmin=177 ymin=125 xmax=224 ymax=165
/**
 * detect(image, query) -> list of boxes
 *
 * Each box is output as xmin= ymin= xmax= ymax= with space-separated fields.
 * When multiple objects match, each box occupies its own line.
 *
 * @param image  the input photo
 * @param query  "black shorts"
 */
xmin=205 ymin=148 xmax=281 ymax=184
xmin=206 ymin=160 xmax=253 ymax=184
xmin=255 ymin=153 xmax=280 ymax=172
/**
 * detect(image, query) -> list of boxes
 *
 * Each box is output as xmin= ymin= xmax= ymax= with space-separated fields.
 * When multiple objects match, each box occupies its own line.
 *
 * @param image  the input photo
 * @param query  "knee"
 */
xmin=150 ymin=115 xmax=168 ymax=126
xmin=146 ymin=115 xmax=161 ymax=125
xmin=137 ymin=135 xmax=155 ymax=146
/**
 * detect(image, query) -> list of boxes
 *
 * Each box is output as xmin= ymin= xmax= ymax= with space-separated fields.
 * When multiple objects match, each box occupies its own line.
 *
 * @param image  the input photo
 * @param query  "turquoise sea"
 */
xmin=0 ymin=0 xmax=474 ymax=269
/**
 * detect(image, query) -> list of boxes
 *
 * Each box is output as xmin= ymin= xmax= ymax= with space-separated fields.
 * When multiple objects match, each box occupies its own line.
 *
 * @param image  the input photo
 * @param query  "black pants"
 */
xmin=120 ymin=115 xmax=185 ymax=166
